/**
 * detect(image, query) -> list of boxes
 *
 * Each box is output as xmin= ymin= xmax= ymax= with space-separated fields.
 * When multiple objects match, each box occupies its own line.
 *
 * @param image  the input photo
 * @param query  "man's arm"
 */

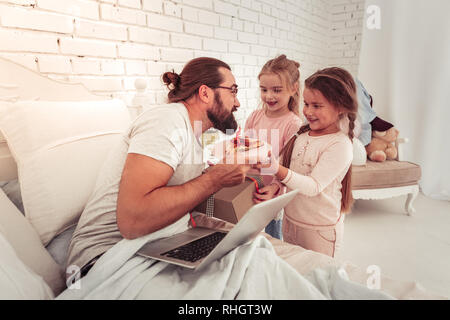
xmin=117 ymin=153 xmax=249 ymax=239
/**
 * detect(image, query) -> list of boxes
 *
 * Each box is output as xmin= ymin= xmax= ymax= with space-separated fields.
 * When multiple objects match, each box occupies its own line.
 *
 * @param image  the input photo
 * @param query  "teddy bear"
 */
xmin=365 ymin=127 xmax=399 ymax=162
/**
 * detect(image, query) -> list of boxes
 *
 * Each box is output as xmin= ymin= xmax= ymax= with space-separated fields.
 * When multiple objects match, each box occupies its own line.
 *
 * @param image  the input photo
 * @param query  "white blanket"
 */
xmin=57 ymin=231 xmax=393 ymax=300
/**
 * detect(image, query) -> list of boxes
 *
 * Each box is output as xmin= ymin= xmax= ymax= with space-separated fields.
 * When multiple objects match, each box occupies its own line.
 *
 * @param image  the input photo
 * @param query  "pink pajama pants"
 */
xmin=282 ymin=216 xmax=344 ymax=258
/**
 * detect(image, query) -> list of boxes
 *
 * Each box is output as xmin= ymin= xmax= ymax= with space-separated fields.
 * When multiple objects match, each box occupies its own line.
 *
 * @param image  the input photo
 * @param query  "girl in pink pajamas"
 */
xmin=253 ymin=67 xmax=358 ymax=258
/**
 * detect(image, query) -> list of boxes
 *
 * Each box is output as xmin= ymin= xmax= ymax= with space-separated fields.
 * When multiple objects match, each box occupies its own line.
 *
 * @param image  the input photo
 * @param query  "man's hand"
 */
xmin=205 ymin=162 xmax=251 ymax=188
xmin=117 ymin=152 xmax=251 ymax=240
xmin=205 ymin=151 xmax=253 ymax=188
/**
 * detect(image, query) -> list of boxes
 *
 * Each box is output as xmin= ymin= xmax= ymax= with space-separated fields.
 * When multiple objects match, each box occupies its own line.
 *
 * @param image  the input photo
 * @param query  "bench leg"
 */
xmin=405 ymin=185 xmax=419 ymax=216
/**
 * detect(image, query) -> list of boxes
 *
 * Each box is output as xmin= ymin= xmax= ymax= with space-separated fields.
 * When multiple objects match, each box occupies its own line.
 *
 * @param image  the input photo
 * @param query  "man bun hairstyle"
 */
xmin=162 ymin=71 xmax=181 ymax=89
xmin=162 ymin=57 xmax=231 ymax=103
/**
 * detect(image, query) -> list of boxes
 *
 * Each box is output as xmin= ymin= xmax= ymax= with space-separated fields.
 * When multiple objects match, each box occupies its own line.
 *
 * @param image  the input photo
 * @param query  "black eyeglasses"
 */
xmin=214 ymin=85 xmax=238 ymax=96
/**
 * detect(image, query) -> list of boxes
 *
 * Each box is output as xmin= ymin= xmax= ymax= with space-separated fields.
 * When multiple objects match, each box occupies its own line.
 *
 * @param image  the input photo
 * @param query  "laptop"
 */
xmin=137 ymin=189 xmax=299 ymax=271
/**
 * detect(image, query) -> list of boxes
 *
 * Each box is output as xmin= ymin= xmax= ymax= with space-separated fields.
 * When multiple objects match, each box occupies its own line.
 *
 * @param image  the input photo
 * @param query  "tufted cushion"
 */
xmin=352 ymin=160 xmax=421 ymax=190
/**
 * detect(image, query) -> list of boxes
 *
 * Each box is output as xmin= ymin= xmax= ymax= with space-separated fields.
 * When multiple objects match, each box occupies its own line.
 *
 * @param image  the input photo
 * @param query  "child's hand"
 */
xmin=253 ymin=183 xmax=280 ymax=204
xmin=252 ymin=151 xmax=280 ymax=175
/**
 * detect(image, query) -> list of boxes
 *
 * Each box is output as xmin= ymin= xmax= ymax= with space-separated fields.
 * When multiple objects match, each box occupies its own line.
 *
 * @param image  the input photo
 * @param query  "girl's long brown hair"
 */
xmin=280 ymin=67 xmax=358 ymax=213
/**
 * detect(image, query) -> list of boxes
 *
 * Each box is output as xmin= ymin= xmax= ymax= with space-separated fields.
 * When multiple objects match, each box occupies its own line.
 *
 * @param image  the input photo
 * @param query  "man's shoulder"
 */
xmin=140 ymin=103 xmax=187 ymax=119
xmin=136 ymin=103 xmax=188 ymax=127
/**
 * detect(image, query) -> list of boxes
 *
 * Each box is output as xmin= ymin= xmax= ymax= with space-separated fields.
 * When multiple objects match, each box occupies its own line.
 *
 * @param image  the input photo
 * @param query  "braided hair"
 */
xmin=279 ymin=67 xmax=358 ymax=213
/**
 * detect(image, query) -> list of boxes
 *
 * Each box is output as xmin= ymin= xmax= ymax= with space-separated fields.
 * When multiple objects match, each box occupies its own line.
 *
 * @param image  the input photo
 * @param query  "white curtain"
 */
xmin=358 ymin=0 xmax=450 ymax=200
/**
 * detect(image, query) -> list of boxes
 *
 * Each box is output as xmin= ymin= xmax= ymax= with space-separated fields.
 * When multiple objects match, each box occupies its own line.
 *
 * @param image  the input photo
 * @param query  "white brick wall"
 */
xmin=0 ymin=0 xmax=364 ymax=125
xmin=329 ymin=0 xmax=365 ymax=77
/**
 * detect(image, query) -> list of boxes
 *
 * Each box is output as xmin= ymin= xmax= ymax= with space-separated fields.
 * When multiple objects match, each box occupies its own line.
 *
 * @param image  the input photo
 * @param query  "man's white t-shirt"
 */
xmin=67 ymin=103 xmax=204 ymax=270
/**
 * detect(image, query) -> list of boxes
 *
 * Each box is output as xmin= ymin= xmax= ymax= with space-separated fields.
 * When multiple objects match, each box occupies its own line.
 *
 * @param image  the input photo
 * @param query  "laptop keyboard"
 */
xmin=162 ymin=231 xmax=227 ymax=263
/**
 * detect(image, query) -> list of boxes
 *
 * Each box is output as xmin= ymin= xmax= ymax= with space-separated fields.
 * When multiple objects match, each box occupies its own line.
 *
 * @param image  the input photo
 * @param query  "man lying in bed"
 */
xmin=66 ymin=57 xmax=250 ymax=277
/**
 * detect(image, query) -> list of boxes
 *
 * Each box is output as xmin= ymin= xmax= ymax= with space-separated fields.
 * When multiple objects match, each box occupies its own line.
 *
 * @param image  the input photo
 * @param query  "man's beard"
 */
xmin=207 ymin=92 xmax=238 ymax=134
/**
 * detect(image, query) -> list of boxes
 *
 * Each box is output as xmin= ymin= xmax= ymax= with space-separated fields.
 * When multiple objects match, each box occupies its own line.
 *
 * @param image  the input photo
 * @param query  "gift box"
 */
xmin=194 ymin=178 xmax=262 ymax=224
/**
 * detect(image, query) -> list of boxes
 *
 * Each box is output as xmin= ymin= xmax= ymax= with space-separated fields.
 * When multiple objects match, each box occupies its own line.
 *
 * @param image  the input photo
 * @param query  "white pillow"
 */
xmin=1 ymin=179 xmax=24 ymax=213
xmin=0 ymin=190 xmax=55 ymax=299
xmin=0 ymin=232 xmax=54 ymax=299
xmin=0 ymin=184 xmax=65 ymax=295
xmin=0 ymin=99 xmax=131 ymax=245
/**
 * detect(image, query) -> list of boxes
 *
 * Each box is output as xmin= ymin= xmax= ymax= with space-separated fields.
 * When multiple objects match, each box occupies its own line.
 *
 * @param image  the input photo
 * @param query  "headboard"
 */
xmin=0 ymin=57 xmax=144 ymax=182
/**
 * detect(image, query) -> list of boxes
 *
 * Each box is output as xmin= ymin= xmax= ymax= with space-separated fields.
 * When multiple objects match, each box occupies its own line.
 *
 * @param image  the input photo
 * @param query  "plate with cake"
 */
xmin=209 ymin=136 xmax=271 ymax=165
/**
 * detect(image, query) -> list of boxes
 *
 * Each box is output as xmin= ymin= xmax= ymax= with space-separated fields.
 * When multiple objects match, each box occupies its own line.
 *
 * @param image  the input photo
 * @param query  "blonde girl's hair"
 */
xmin=280 ymin=67 xmax=358 ymax=213
xmin=258 ymin=54 xmax=301 ymax=116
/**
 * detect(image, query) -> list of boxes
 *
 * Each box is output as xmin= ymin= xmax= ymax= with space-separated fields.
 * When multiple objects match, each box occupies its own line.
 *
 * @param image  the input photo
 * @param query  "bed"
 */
xmin=0 ymin=56 xmax=445 ymax=300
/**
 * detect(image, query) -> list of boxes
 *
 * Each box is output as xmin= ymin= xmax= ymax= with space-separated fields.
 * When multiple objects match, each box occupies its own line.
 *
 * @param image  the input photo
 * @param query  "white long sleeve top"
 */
xmin=280 ymin=131 xmax=353 ymax=230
